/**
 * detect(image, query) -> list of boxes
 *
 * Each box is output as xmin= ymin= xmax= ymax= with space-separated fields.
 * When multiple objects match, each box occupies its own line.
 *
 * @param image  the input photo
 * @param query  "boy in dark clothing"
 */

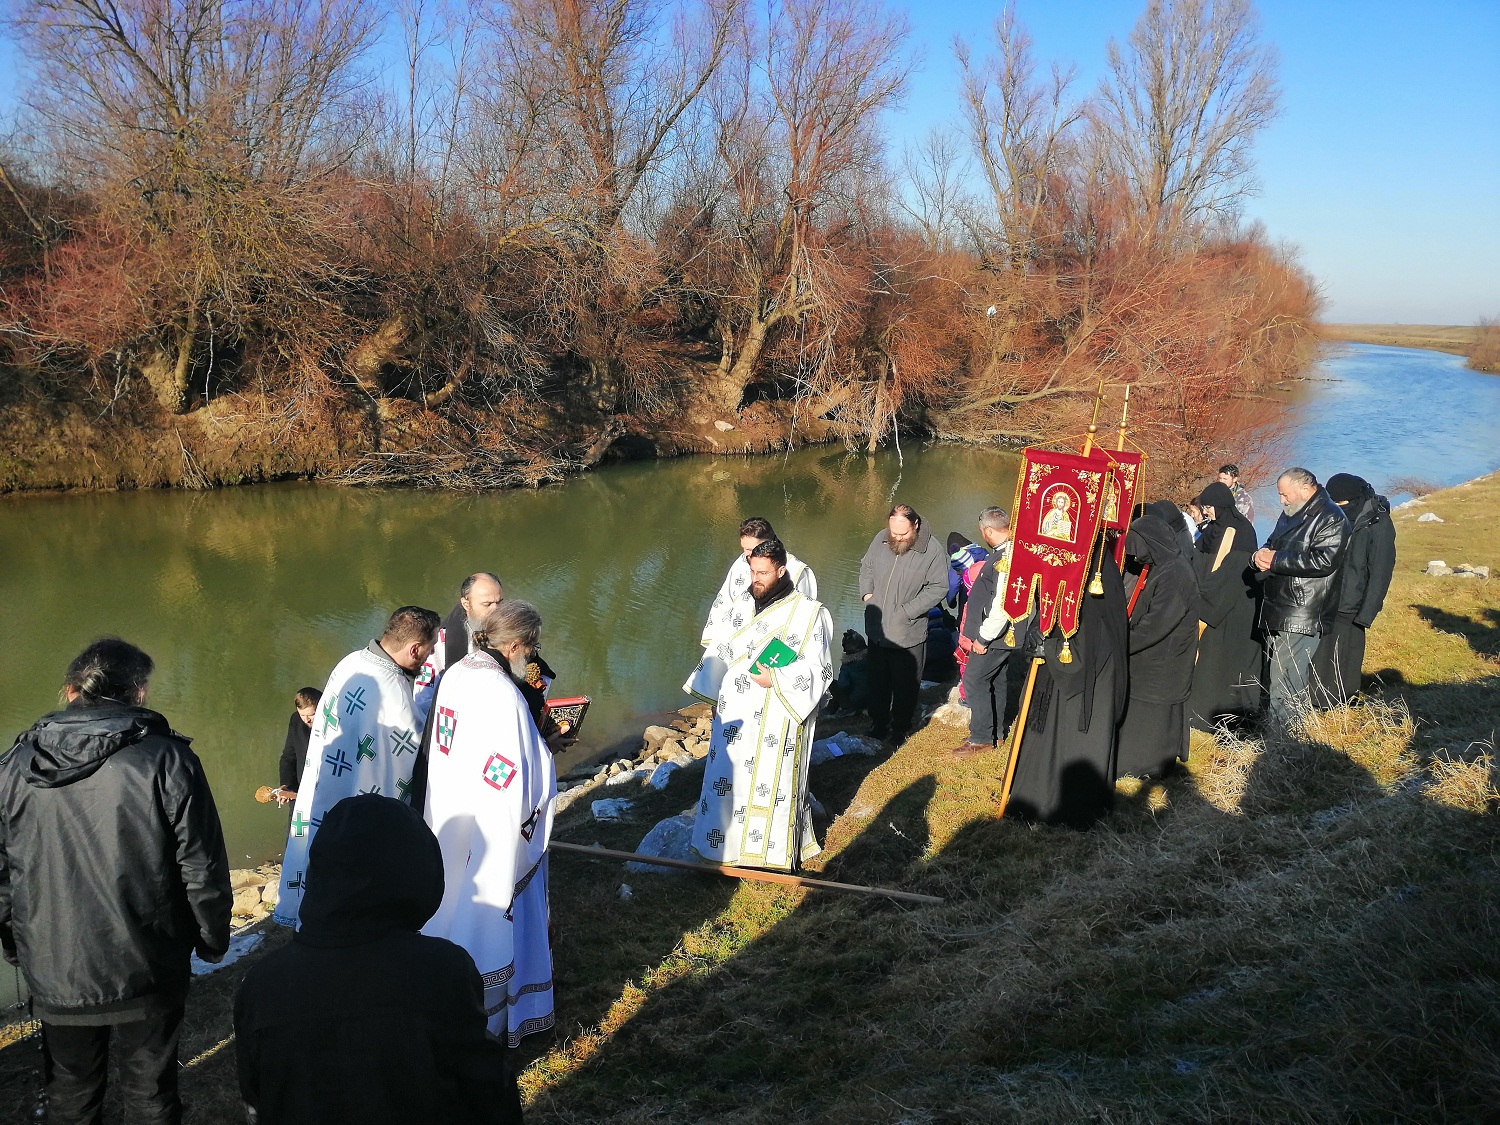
xmin=235 ymin=794 xmax=522 ymax=1125
xmin=272 ymin=687 xmax=320 ymax=804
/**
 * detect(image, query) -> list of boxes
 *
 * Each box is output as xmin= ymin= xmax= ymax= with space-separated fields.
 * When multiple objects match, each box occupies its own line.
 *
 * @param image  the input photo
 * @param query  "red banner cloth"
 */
xmin=1003 ymin=448 xmax=1111 ymax=638
xmin=1088 ymin=447 xmax=1146 ymax=567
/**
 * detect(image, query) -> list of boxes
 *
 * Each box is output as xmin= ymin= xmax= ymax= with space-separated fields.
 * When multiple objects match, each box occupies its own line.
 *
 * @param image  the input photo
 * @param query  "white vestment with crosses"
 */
xmin=700 ymin=551 xmax=819 ymax=650
xmin=421 ymin=650 xmax=556 ymax=1047
xmin=274 ymin=646 xmax=424 ymax=927
xmin=685 ymin=589 xmax=834 ymax=871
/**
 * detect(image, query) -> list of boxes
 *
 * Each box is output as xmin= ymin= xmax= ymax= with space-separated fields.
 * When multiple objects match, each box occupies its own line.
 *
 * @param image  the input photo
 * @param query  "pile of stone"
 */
xmin=1424 ymin=560 xmax=1490 ymax=578
xmin=229 ymin=865 xmax=281 ymax=926
xmin=554 ymin=703 xmax=714 ymax=816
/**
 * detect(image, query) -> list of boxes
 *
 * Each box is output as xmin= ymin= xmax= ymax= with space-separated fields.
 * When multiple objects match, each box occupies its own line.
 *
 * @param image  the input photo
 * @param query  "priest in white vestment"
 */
xmin=421 ymin=600 xmax=557 ymax=1047
xmin=700 ymin=516 xmax=818 ymax=651
xmin=686 ymin=540 xmax=834 ymax=871
xmin=275 ymin=606 xmax=441 ymax=928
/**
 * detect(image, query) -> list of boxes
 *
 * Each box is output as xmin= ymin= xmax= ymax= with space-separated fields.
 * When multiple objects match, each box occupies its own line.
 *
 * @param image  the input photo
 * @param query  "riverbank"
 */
xmin=2 ymin=473 xmax=1493 ymax=1120
xmin=1322 ymin=322 xmax=1499 ymax=373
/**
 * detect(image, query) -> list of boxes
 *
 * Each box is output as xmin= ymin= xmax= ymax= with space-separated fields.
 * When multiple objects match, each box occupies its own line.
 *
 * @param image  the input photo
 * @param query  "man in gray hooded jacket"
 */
xmin=858 ymin=504 xmax=951 ymax=741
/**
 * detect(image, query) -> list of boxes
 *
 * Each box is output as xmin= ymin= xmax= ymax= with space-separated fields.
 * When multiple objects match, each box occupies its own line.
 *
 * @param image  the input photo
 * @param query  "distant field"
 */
xmin=1322 ymin=323 xmax=1479 ymax=357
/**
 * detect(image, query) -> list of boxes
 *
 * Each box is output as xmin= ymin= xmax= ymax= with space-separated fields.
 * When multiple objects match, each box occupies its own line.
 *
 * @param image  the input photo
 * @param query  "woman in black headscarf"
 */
xmin=1188 ymin=480 xmax=1260 ymax=731
xmin=1116 ymin=513 xmax=1199 ymax=778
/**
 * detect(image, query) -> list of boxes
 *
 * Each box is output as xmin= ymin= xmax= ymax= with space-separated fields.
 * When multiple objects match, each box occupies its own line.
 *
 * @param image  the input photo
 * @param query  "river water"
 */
xmin=1 ymin=342 xmax=1496 ymax=867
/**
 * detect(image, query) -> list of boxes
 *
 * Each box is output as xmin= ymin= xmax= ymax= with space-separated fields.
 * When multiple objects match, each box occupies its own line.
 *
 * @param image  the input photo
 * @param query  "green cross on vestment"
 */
xmin=357 ymin=734 xmax=376 ymax=761
xmin=396 ymin=777 xmax=411 ymax=802
xmin=321 ymin=696 xmax=340 ymax=734
xmin=291 ymin=812 xmax=310 ymax=837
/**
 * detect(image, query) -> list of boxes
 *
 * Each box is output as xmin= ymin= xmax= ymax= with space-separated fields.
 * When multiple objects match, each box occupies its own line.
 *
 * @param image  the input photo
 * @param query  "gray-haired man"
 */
xmin=1251 ymin=468 xmax=1351 ymax=723
xmin=954 ymin=508 xmax=1017 ymax=757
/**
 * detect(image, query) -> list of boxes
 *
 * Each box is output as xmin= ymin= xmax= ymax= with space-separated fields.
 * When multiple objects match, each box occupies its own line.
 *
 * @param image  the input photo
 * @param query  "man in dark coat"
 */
xmin=954 ymin=507 xmax=1017 ymax=756
xmin=858 ymin=504 xmax=951 ymax=741
xmin=1003 ymin=548 xmax=1129 ymax=829
xmin=1311 ymin=473 xmax=1397 ymax=706
xmin=1117 ymin=514 xmax=1199 ymax=778
xmin=235 ymin=794 xmax=522 ymax=1125
xmin=0 ymin=638 xmax=232 ymax=1125
xmin=1189 ymin=481 xmax=1260 ymax=730
xmin=1252 ymin=468 xmax=1352 ymax=723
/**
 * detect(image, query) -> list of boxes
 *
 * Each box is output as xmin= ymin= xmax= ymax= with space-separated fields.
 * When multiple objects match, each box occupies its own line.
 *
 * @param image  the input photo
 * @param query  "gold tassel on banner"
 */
xmin=1088 ymin=569 xmax=1105 ymax=596
xmin=1004 ymin=625 xmax=1016 ymax=647
xmin=1058 ymin=639 xmax=1073 ymax=664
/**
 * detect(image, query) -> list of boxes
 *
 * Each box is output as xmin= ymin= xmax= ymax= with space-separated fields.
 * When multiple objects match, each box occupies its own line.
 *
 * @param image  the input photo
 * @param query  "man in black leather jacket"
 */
xmin=0 ymin=638 xmax=231 ymax=1125
xmin=1251 ymin=468 xmax=1352 ymax=723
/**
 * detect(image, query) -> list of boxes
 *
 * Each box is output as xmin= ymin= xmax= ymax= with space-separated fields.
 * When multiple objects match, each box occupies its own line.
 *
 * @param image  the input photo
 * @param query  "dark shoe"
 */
xmin=952 ymin=741 xmax=992 ymax=758
xmin=868 ymin=725 xmax=889 ymax=740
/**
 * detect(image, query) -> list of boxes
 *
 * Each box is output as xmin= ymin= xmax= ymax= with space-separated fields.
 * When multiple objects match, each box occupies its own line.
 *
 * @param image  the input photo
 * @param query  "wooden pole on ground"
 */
xmin=999 ymin=657 xmax=1044 ymax=818
xmin=547 ymin=840 xmax=943 ymax=906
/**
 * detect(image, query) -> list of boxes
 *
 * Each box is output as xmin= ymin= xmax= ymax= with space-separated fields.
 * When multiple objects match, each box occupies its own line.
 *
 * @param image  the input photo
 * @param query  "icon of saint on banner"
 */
xmin=1039 ymin=489 xmax=1076 ymax=542
xmin=1102 ymin=480 xmax=1120 ymax=524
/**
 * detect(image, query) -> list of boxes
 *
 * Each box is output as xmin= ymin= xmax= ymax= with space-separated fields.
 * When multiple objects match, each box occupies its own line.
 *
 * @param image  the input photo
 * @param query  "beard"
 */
xmin=888 ymin=536 xmax=914 ymax=555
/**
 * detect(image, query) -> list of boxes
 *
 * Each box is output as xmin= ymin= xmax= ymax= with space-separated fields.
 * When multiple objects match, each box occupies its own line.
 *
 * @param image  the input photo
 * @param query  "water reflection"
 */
xmin=0 ymin=445 xmax=1020 ymax=863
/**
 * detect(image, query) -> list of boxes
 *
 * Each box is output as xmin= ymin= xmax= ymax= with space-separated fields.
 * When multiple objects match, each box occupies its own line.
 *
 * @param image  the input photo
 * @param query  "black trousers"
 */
xmin=1311 ymin=614 xmax=1365 ymax=707
xmin=867 ymin=641 xmax=924 ymax=737
xmin=43 ymin=1004 xmax=185 ymax=1125
xmin=961 ymin=646 xmax=1011 ymax=745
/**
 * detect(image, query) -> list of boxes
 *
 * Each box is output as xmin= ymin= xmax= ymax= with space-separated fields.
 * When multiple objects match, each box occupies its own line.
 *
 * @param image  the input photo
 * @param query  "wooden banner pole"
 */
xmin=547 ymin=840 xmax=943 ymax=906
xmin=1116 ymin=383 xmax=1131 ymax=451
xmin=999 ymin=657 xmax=1044 ymax=818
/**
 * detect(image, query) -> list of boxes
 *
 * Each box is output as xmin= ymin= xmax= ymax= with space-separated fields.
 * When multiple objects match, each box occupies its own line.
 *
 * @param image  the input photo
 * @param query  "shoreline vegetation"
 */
xmin=2 ymin=471 xmax=1492 ymax=1122
xmin=1322 ymin=322 xmax=1500 ymax=373
xmin=2 ymin=0 xmax=1317 ymax=498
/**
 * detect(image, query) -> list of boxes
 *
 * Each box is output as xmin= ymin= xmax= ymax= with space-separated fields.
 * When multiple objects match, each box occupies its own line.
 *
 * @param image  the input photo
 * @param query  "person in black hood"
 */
xmin=235 ymin=794 xmax=522 ymax=1125
xmin=0 ymin=638 xmax=231 ymax=1125
xmin=1116 ymin=514 xmax=1200 ymax=778
xmin=1146 ymin=499 xmax=1198 ymax=562
xmin=1188 ymin=481 xmax=1261 ymax=730
xmin=1311 ymin=473 xmax=1397 ymax=706
xmin=1004 ymin=545 xmax=1129 ymax=829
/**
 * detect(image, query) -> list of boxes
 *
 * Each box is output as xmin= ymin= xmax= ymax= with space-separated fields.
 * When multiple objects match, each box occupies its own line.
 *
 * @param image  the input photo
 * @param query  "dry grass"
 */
xmin=1 ymin=476 xmax=1496 ymax=1122
xmin=1321 ymin=322 xmax=1500 ymax=375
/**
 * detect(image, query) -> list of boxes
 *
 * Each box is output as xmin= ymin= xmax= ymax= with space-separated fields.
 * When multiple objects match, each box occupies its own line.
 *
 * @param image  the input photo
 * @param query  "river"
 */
xmin=1 ymin=342 xmax=1496 ymax=868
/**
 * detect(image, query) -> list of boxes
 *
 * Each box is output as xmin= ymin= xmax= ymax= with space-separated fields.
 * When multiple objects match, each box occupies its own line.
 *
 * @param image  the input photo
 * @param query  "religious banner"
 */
xmin=1089 ymin=447 xmax=1146 ymax=567
xmin=1003 ymin=447 xmax=1111 ymax=639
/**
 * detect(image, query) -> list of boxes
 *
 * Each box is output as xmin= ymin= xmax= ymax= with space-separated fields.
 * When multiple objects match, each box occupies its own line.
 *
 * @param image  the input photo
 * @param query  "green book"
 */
xmin=749 ymin=636 xmax=798 ymax=675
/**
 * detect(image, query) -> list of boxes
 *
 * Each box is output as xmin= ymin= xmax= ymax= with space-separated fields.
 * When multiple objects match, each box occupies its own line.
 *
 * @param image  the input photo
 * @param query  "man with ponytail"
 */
xmin=0 ymin=637 xmax=232 ymax=1125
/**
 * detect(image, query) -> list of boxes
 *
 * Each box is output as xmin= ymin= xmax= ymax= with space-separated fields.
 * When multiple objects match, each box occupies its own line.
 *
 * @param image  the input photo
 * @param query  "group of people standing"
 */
xmin=0 ymin=461 xmax=1398 ymax=1123
xmin=934 ymin=463 xmax=1397 ymax=828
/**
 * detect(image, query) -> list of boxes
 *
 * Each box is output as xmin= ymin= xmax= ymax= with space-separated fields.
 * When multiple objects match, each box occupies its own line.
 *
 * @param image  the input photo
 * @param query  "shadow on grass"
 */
xmin=1413 ymin=604 xmax=1500 ymax=660
xmin=527 ymin=717 xmax=1500 ymax=1123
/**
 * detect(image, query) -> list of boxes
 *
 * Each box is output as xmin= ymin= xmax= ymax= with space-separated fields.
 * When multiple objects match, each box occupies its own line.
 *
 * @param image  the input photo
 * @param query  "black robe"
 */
xmin=1005 ymin=550 xmax=1129 ymax=829
xmin=1189 ymin=482 xmax=1261 ymax=729
xmin=235 ymin=795 xmax=522 ymax=1125
xmin=1117 ymin=515 xmax=1199 ymax=777
xmin=278 ymin=712 xmax=312 ymax=791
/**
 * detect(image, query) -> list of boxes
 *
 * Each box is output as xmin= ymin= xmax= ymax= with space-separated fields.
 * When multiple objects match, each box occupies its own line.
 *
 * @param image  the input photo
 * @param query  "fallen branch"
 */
xmin=547 ymin=840 xmax=943 ymax=905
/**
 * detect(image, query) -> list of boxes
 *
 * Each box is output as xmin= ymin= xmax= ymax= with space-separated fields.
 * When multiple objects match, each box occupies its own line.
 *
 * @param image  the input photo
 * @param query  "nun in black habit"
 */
xmin=1004 ymin=547 xmax=1129 ymax=829
xmin=1189 ymin=481 xmax=1261 ymax=730
xmin=1116 ymin=513 xmax=1200 ymax=778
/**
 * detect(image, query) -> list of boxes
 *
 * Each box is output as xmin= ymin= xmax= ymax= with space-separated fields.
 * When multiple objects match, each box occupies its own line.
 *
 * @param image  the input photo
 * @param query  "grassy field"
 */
xmin=0 ymin=476 xmax=1495 ymax=1122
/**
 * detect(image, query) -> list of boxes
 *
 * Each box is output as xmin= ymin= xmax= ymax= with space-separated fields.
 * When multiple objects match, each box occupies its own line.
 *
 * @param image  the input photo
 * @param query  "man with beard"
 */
xmin=1252 ymin=468 xmax=1351 ymax=724
xmin=699 ymin=517 xmax=818 ymax=656
xmin=858 ymin=505 xmax=951 ymax=742
xmin=417 ymin=571 xmax=564 ymax=746
xmin=1116 ymin=513 xmax=1199 ymax=778
xmin=1311 ymin=473 xmax=1396 ymax=706
xmin=687 ymin=540 xmax=834 ymax=871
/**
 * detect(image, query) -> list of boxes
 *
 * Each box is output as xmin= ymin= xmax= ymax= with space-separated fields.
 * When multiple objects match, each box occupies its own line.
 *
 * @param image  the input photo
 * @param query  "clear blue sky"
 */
xmin=2 ymin=0 xmax=1495 ymax=323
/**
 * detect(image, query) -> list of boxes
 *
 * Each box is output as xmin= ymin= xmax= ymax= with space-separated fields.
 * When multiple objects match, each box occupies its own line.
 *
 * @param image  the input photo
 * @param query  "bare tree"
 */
xmin=703 ymin=0 xmax=910 ymax=415
xmin=897 ymin=127 xmax=970 ymax=254
xmin=1096 ymin=0 xmax=1279 ymax=235
xmin=955 ymin=6 xmax=1083 ymax=269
